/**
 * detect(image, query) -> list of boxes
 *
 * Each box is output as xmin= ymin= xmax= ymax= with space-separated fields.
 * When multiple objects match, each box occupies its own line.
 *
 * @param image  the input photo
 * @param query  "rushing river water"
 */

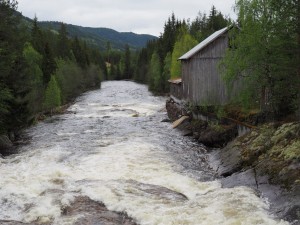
xmin=0 ymin=81 xmax=289 ymax=225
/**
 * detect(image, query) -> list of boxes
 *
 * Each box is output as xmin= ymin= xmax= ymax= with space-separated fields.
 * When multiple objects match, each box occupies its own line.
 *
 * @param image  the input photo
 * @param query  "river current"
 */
xmin=0 ymin=81 xmax=288 ymax=225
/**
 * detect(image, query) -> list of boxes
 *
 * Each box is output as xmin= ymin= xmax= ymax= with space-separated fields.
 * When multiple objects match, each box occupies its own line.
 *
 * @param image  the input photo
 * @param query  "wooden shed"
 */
xmin=179 ymin=27 xmax=232 ymax=105
xmin=168 ymin=78 xmax=182 ymax=100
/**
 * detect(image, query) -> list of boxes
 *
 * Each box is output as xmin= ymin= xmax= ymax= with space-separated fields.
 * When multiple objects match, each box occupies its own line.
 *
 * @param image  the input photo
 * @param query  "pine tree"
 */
xmin=116 ymin=64 xmax=121 ymax=80
xmin=161 ymin=13 xmax=177 ymax=58
xmin=0 ymin=0 xmax=18 ymax=130
xmin=190 ymin=12 xmax=208 ymax=41
xmin=31 ymin=16 xmax=44 ymax=54
xmin=0 ymin=0 xmax=31 ymax=132
xmin=71 ymin=36 xmax=88 ymax=68
xmin=57 ymin=23 xmax=71 ymax=59
xmin=110 ymin=64 xmax=116 ymax=80
xmin=0 ymin=85 xmax=12 ymax=133
xmin=42 ymin=42 xmax=57 ymax=85
xmin=134 ymin=48 xmax=149 ymax=83
xmin=106 ymin=41 xmax=111 ymax=64
xmin=123 ymin=44 xmax=131 ymax=79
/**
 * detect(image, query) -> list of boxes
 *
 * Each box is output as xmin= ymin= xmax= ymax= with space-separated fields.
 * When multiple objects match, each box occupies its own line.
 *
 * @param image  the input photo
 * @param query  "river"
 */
xmin=0 ymin=81 xmax=289 ymax=225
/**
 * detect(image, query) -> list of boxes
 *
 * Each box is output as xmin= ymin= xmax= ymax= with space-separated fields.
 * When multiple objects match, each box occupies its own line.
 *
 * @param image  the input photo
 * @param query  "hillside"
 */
xmin=38 ymin=21 xmax=157 ymax=51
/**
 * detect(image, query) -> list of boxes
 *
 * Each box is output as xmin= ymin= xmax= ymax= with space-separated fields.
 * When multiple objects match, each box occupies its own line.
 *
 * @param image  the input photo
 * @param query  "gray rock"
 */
xmin=62 ymin=196 xmax=137 ymax=225
xmin=209 ymin=144 xmax=300 ymax=224
xmin=209 ymin=141 xmax=242 ymax=177
xmin=0 ymin=135 xmax=13 ymax=153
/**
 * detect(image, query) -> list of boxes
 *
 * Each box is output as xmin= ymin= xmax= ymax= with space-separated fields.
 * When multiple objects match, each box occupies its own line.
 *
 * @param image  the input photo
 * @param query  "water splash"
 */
xmin=0 ymin=81 xmax=288 ymax=225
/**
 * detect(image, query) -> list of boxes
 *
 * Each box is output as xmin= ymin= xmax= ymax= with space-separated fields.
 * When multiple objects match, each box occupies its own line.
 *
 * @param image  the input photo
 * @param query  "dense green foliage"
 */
xmin=0 ymin=0 xmax=29 ymax=132
xmin=132 ymin=8 xmax=230 ymax=94
xmin=148 ymin=51 xmax=162 ymax=92
xmin=0 ymin=0 xmax=103 ymax=135
xmin=221 ymin=0 xmax=300 ymax=118
xmin=23 ymin=43 xmax=44 ymax=115
xmin=43 ymin=75 xmax=61 ymax=111
xmin=170 ymin=32 xmax=197 ymax=79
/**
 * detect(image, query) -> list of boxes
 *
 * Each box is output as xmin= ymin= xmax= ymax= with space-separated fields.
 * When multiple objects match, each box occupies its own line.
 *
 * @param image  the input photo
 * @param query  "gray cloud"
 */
xmin=18 ymin=0 xmax=236 ymax=36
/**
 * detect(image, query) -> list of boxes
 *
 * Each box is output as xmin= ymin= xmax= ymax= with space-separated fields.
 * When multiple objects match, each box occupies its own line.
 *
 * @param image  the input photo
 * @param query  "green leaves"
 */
xmin=0 ymin=1 xmax=106 ymax=134
xmin=23 ymin=42 xmax=44 ymax=114
xmin=170 ymin=33 xmax=197 ymax=79
xmin=221 ymin=0 xmax=300 ymax=117
xmin=148 ymin=51 xmax=161 ymax=93
xmin=43 ymin=76 xmax=61 ymax=111
xmin=134 ymin=9 xmax=230 ymax=94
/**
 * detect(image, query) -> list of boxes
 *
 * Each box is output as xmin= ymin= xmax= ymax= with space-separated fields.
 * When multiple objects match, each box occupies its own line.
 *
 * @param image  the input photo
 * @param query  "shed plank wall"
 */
xmin=182 ymin=34 xmax=230 ymax=105
xmin=170 ymin=84 xmax=182 ymax=100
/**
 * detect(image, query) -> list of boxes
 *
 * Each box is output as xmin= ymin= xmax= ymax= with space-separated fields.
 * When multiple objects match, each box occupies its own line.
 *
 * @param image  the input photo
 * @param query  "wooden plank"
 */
xmin=172 ymin=116 xmax=190 ymax=128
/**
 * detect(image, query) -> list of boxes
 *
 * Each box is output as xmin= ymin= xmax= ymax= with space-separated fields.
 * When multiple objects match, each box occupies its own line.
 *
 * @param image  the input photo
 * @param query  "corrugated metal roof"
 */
xmin=168 ymin=78 xmax=182 ymax=84
xmin=179 ymin=27 xmax=229 ymax=60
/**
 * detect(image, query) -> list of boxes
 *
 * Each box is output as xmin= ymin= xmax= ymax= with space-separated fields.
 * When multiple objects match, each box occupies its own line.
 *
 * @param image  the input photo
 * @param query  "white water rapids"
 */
xmin=0 ymin=81 xmax=289 ymax=225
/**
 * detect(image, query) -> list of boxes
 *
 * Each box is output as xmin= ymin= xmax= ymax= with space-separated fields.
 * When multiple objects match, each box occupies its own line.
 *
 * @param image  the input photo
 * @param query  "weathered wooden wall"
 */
xmin=182 ymin=33 xmax=232 ymax=105
xmin=170 ymin=83 xmax=182 ymax=100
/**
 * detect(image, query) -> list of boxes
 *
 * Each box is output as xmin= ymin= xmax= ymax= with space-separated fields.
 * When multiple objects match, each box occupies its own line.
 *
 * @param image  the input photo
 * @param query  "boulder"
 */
xmin=209 ymin=140 xmax=243 ymax=177
xmin=197 ymin=124 xmax=238 ymax=148
xmin=0 ymin=135 xmax=13 ymax=155
xmin=166 ymin=98 xmax=187 ymax=121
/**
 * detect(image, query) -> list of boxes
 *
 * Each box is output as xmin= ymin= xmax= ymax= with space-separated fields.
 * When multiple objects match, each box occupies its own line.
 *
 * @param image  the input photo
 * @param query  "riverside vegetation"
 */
xmin=1 ymin=0 xmax=300 ymax=223
xmin=1 ymin=0 xmax=231 ymax=153
xmin=0 ymin=0 xmax=104 ymax=150
xmin=1 ymin=0 xmax=299 ymax=183
xmin=163 ymin=1 xmax=300 ymax=220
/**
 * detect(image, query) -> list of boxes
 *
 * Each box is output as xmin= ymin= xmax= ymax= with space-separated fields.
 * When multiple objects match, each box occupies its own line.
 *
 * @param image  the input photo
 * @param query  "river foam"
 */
xmin=0 ymin=81 xmax=289 ymax=225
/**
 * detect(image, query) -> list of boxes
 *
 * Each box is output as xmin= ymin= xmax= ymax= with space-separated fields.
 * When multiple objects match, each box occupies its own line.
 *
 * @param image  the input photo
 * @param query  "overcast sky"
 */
xmin=18 ymin=0 xmax=237 ymax=36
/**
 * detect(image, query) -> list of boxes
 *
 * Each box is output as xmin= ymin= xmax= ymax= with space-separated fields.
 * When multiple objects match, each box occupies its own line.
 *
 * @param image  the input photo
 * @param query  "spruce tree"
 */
xmin=72 ymin=36 xmax=88 ymax=68
xmin=31 ymin=16 xmax=44 ymax=54
xmin=123 ymin=44 xmax=131 ymax=79
xmin=57 ymin=23 xmax=71 ymax=59
xmin=0 ymin=0 xmax=18 ymax=131
xmin=0 ymin=0 xmax=31 ymax=132
xmin=134 ymin=48 xmax=149 ymax=83
xmin=42 ymin=43 xmax=57 ymax=85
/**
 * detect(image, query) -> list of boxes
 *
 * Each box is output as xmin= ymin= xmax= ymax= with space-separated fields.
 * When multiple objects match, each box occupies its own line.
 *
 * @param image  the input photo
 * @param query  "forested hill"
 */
xmin=38 ymin=21 xmax=157 ymax=50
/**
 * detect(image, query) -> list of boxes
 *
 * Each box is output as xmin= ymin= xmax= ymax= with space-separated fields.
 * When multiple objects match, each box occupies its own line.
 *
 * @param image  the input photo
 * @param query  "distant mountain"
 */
xmin=38 ymin=21 xmax=157 ymax=51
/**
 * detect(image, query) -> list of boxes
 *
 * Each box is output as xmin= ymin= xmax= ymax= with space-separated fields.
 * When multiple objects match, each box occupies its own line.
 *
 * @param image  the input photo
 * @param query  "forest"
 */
xmin=1 ymin=0 xmax=299 ymax=138
xmin=0 ymin=0 xmax=106 ymax=136
xmin=132 ymin=6 xmax=231 ymax=94
xmin=132 ymin=0 xmax=300 ymax=120
xmin=221 ymin=0 xmax=300 ymax=119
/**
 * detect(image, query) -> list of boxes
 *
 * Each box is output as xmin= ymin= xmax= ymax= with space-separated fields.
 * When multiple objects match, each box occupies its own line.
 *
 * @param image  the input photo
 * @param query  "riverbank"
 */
xmin=0 ymin=103 xmax=73 ymax=156
xmin=0 ymin=82 xmax=102 ymax=157
xmin=166 ymin=97 xmax=300 ymax=224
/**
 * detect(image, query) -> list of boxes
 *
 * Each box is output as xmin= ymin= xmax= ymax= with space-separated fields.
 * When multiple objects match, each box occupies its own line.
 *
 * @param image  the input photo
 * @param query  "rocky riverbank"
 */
xmin=210 ymin=123 xmax=300 ymax=223
xmin=166 ymin=98 xmax=238 ymax=148
xmin=166 ymin=98 xmax=300 ymax=224
xmin=0 ymin=134 xmax=17 ymax=156
xmin=0 ymin=103 xmax=73 ymax=157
